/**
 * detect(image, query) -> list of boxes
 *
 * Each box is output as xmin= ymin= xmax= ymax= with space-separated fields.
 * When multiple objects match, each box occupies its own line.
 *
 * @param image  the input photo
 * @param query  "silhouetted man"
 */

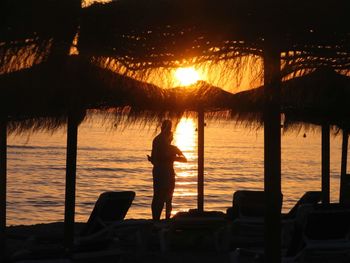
xmin=148 ymin=120 xmax=186 ymax=220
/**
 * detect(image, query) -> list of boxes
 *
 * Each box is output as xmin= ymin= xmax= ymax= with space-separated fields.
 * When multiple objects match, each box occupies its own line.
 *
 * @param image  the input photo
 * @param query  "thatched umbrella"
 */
xmin=231 ymin=68 xmax=350 ymax=204
xmin=230 ymin=69 xmax=350 ymax=127
xmin=79 ymin=0 xmax=349 ymax=72
xmin=1 ymin=0 xmax=80 ymax=251
xmin=1 ymin=57 xmax=233 ymax=127
xmin=0 ymin=55 xmax=235 ymax=250
xmin=0 ymin=56 xmax=164 ymax=249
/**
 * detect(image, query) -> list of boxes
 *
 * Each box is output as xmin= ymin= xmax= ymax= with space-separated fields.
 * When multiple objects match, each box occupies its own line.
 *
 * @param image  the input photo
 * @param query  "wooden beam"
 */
xmin=64 ymin=113 xmax=79 ymax=249
xmin=197 ymin=110 xmax=205 ymax=212
xmin=0 ymin=117 xmax=7 ymax=260
xmin=58 ymin=0 xmax=80 ymax=249
xmin=263 ymin=45 xmax=281 ymax=263
xmin=321 ymin=124 xmax=330 ymax=204
xmin=340 ymin=129 xmax=348 ymax=203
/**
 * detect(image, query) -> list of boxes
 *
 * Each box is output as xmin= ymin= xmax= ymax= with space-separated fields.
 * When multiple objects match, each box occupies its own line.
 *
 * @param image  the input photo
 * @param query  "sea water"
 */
xmin=6 ymin=114 xmax=345 ymax=225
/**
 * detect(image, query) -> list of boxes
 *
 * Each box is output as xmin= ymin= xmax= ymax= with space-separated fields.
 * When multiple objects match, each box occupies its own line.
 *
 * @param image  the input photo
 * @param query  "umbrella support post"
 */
xmin=0 ymin=117 xmax=6 ymax=260
xmin=340 ymin=130 xmax=349 ymax=203
xmin=321 ymin=124 xmax=330 ymax=204
xmin=64 ymin=113 xmax=79 ymax=250
xmin=197 ymin=110 xmax=204 ymax=212
xmin=263 ymin=46 xmax=281 ymax=263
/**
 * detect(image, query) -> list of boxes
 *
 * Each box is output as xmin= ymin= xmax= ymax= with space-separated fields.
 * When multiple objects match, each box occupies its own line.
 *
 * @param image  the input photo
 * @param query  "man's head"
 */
xmin=161 ymin=120 xmax=172 ymax=134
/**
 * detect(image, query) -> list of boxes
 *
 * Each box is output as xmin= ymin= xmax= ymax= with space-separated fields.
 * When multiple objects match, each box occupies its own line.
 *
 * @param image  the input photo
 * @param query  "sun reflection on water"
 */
xmin=173 ymin=118 xmax=197 ymax=177
xmin=174 ymin=118 xmax=196 ymax=152
xmin=172 ymin=118 xmax=198 ymax=214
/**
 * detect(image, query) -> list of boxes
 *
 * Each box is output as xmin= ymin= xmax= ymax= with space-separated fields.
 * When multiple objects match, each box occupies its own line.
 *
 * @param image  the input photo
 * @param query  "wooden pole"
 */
xmin=61 ymin=1 xmax=81 ymax=249
xmin=64 ymin=113 xmax=79 ymax=249
xmin=340 ymin=129 xmax=348 ymax=203
xmin=0 ymin=117 xmax=7 ymax=260
xmin=321 ymin=124 xmax=330 ymax=204
xmin=263 ymin=46 xmax=281 ymax=263
xmin=197 ymin=110 xmax=204 ymax=212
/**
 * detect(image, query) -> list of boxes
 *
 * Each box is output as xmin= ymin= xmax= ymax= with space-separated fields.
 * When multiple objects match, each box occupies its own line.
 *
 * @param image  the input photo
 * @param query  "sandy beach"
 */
xmin=6 ymin=220 xmax=232 ymax=263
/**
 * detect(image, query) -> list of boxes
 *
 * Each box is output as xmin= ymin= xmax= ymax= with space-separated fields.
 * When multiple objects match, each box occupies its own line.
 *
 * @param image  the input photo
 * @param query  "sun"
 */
xmin=174 ymin=67 xmax=200 ymax=86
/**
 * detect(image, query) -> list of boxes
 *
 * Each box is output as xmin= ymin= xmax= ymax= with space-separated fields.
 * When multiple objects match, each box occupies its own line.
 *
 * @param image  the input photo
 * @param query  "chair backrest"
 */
xmin=304 ymin=204 xmax=350 ymax=241
xmin=81 ymin=191 xmax=135 ymax=236
xmin=286 ymin=191 xmax=322 ymax=219
xmin=232 ymin=190 xmax=283 ymax=218
xmin=286 ymin=203 xmax=350 ymax=256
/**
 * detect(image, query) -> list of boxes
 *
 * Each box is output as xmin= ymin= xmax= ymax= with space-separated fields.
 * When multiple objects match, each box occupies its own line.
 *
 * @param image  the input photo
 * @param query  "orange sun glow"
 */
xmin=174 ymin=67 xmax=200 ymax=86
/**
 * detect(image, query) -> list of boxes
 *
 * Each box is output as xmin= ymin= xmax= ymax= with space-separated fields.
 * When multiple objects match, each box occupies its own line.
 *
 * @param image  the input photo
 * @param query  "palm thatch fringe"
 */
xmin=1 ymin=55 xmax=349 ymax=133
xmin=2 ymin=0 xmax=349 ymax=75
xmin=0 ymin=57 xmax=237 ymax=133
xmin=231 ymin=68 xmax=350 ymax=131
xmin=1 ymin=0 xmax=80 ymax=73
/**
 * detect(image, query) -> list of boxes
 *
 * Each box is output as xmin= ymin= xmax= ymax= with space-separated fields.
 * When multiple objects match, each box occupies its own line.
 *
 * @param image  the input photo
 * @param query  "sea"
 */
xmin=6 ymin=114 xmax=346 ymax=226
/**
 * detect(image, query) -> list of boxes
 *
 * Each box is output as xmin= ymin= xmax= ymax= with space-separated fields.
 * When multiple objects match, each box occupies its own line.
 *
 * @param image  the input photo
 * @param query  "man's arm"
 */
xmin=174 ymin=155 xmax=187 ymax=163
xmin=147 ymin=155 xmax=154 ymax=164
xmin=173 ymin=146 xmax=187 ymax=163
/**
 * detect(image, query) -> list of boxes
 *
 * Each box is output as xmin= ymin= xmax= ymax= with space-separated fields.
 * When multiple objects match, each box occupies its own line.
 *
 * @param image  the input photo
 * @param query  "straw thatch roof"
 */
xmin=231 ymin=69 xmax=350 ymax=130
xmin=0 ymin=56 xmax=235 ymax=132
xmin=1 ymin=0 xmax=349 ymax=131
xmin=0 ymin=56 xmax=161 ymax=130
xmin=1 ymin=0 xmax=80 ymax=74
xmin=79 ymin=0 xmax=350 ymax=73
xmin=2 ymin=0 xmax=349 ymax=73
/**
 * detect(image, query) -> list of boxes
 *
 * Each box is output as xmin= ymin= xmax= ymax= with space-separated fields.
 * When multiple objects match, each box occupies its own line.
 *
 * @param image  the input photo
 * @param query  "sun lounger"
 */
xmin=74 ymin=191 xmax=140 ymax=254
xmin=226 ymin=190 xmax=266 ymax=221
xmin=226 ymin=191 xmax=321 ymax=249
xmin=283 ymin=203 xmax=350 ymax=263
xmin=283 ymin=191 xmax=322 ymax=219
xmin=228 ymin=191 xmax=321 ymax=262
xmin=226 ymin=190 xmax=283 ymax=249
xmin=80 ymin=191 xmax=136 ymax=237
xmin=159 ymin=209 xmax=227 ymax=252
xmin=281 ymin=191 xmax=322 ymax=249
xmin=230 ymin=203 xmax=350 ymax=263
xmin=10 ymin=191 xmax=147 ymax=262
xmin=72 ymin=191 xmax=155 ymax=260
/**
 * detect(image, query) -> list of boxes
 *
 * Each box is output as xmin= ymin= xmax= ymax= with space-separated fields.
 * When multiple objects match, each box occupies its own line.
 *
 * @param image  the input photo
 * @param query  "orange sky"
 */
xmin=105 ymin=56 xmax=264 ymax=93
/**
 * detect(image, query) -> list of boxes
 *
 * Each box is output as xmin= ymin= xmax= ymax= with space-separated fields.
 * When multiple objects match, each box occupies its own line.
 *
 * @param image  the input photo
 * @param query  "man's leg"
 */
xmin=165 ymin=183 xmax=175 ymax=219
xmin=165 ymin=198 xmax=172 ymax=220
xmin=152 ymin=190 xmax=164 ymax=221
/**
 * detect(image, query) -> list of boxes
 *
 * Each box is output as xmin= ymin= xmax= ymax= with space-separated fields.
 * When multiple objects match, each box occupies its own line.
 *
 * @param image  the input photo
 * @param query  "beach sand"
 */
xmin=6 ymin=220 xmax=232 ymax=263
